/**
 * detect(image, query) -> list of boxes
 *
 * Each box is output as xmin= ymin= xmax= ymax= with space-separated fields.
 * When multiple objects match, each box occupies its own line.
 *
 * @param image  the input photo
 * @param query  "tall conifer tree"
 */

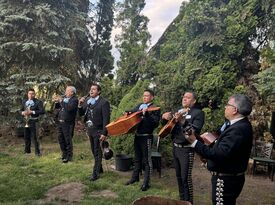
xmin=77 ymin=0 xmax=115 ymax=92
xmin=115 ymin=0 xmax=151 ymax=86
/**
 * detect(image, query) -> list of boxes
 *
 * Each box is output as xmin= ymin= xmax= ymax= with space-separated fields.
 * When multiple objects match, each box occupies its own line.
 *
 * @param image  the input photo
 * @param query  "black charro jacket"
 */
xmin=78 ymin=96 xmax=110 ymax=136
xmin=55 ymin=95 xmax=78 ymax=123
xmin=21 ymin=98 xmax=45 ymax=119
xmin=128 ymin=103 xmax=161 ymax=135
xmin=162 ymin=107 xmax=204 ymax=145
xmin=195 ymin=117 xmax=253 ymax=174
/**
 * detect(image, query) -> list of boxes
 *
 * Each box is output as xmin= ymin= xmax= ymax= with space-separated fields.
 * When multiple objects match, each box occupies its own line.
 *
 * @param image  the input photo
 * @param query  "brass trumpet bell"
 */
xmin=24 ymin=115 xmax=30 ymax=128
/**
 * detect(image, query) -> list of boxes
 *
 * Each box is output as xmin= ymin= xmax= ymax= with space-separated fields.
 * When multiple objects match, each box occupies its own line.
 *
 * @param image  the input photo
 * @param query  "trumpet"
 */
xmin=24 ymin=107 xmax=31 ymax=128
xmin=52 ymin=94 xmax=65 ymax=103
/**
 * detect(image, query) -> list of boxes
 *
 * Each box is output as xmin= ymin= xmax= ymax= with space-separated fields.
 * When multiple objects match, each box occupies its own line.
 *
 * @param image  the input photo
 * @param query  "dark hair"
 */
xmin=144 ymin=89 xmax=154 ymax=96
xmin=27 ymin=88 xmax=35 ymax=92
xmin=91 ymin=83 xmax=101 ymax=93
xmin=231 ymin=94 xmax=252 ymax=116
xmin=184 ymin=91 xmax=197 ymax=100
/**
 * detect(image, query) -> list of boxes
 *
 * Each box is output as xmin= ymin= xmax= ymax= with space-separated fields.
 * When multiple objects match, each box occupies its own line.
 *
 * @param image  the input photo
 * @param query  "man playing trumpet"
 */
xmin=53 ymin=86 xmax=78 ymax=163
xmin=21 ymin=88 xmax=45 ymax=156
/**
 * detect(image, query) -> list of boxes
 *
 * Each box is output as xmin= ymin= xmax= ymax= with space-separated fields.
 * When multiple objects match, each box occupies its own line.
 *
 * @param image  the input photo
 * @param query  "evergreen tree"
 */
xmin=0 ymin=0 xmax=90 ymax=82
xmin=149 ymin=0 xmax=274 ymax=130
xmin=115 ymin=0 xmax=151 ymax=86
xmin=0 ymin=0 xmax=90 ymax=122
xmin=77 ymin=0 xmax=115 ymax=92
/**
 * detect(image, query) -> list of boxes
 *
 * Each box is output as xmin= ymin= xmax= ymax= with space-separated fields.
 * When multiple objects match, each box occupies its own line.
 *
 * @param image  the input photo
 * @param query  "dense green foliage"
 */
xmin=110 ymin=0 xmax=274 ymax=154
xmin=253 ymin=46 xmax=275 ymax=103
xmin=0 ymin=0 xmax=274 ymax=159
xmin=0 ymin=0 xmax=90 ymax=122
xmin=148 ymin=0 xmax=274 ymax=131
xmin=0 ymin=0 xmax=116 ymax=123
xmin=0 ymin=0 xmax=90 ymax=82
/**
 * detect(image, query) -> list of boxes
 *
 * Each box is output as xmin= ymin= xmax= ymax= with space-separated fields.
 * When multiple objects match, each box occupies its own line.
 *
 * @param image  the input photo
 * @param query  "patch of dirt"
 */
xmin=90 ymin=189 xmax=118 ymax=199
xmin=38 ymin=182 xmax=87 ymax=204
xmin=151 ymin=154 xmax=275 ymax=205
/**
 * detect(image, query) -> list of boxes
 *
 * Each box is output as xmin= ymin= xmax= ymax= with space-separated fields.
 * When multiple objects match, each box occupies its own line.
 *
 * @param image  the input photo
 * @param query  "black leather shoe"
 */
xmin=89 ymin=175 xmax=99 ymax=181
xmin=125 ymin=178 xmax=139 ymax=185
xmin=35 ymin=153 xmax=42 ymax=157
xmin=140 ymin=184 xmax=150 ymax=191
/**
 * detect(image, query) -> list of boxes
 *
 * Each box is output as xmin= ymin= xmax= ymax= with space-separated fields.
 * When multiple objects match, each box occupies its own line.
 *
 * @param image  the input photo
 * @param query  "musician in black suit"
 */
xmin=162 ymin=91 xmax=204 ymax=203
xmin=186 ymin=94 xmax=253 ymax=205
xmin=21 ymin=88 xmax=45 ymax=156
xmin=78 ymin=83 xmax=110 ymax=181
xmin=125 ymin=89 xmax=161 ymax=191
xmin=54 ymin=86 xmax=78 ymax=163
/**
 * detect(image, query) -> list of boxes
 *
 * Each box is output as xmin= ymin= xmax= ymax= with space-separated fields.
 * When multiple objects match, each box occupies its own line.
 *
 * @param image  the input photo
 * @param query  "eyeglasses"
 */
xmin=225 ymin=103 xmax=237 ymax=109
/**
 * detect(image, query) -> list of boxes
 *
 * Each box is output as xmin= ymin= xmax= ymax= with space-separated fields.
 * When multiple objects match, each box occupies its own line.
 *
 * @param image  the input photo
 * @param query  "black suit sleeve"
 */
xmin=194 ymin=127 xmax=244 ymax=162
xmin=32 ymin=100 xmax=45 ymax=117
xmin=64 ymin=98 xmax=78 ymax=113
xmin=78 ymin=101 xmax=88 ymax=117
xmin=102 ymin=101 xmax=111 ymax=136
xmin=144 ymin=109 xmax=161 ymax=129
xmin=192 ymin=110 xmax=205 ymax=135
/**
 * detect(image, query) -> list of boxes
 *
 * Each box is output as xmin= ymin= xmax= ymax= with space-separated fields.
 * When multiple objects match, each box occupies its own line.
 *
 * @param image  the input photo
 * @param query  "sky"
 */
xmin=142 ymin=0 xmax=183 ymax=46
xmin=111 ymin=0 xmax=184 ymax=65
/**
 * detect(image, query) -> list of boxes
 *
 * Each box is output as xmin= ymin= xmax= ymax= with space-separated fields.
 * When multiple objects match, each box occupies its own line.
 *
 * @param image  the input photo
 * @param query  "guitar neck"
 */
xmin=136 ymin=106 xmax=160 ymax=114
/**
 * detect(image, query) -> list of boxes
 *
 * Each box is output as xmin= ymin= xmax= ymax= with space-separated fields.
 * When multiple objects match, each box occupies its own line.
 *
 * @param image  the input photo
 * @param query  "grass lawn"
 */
xmin=1 ymin=132 xmax=275 ymax=205
xmin=0 ymin=134 xmax=180 ymax=205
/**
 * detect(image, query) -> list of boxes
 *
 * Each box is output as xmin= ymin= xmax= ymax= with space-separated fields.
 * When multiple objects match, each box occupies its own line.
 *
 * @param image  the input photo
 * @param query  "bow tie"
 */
xmin=63 ymin=97 xmax=70 ymax=103
xmin=220 ymin=121 xmax=230 ymax=132
xmin=87 ymin=98 xmax=96 ymax=105
xmin=139 ymin=103 xmax=150 ymax=110
xmin=25 ymin=100 xmax=34 ymax=107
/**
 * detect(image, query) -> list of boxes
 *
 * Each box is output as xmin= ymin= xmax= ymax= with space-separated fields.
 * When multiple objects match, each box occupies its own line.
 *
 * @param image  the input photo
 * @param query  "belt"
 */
xmin=136 ymin=133 xmax=152 ymax=137
xmin=173 ymin=143 xmax=191 ymax=148
xmin=29 ymin=117 xmax=39 ymax=120
xmin=210 ymin=171 xmax=245 ymax=177
xmin=174 ymin=143 xmax=184 ymax=148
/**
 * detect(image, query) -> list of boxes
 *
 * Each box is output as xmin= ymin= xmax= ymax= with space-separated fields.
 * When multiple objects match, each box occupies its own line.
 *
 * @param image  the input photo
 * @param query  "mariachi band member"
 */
xmin=162 ymin=91 xmax=204 ymax=203
xmin=78 ymin=83 xmax=110 ymax=181
xmin=21 ymin=88 xmax=45 ymax=156
xmin=185 ymin=94 xmax=253 ymax=205
xmin=53 ymin=86 xmax=78 ymax=163
xmin=125 ymin=89 xmax=161 ymax=191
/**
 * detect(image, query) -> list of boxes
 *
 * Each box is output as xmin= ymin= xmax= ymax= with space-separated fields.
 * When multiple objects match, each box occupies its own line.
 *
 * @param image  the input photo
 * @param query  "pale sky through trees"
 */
xmin=111 ymin=0 xmax=183 ymax=65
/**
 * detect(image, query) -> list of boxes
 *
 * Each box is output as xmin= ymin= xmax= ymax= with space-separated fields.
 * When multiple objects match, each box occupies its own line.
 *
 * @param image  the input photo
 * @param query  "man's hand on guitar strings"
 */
xmin=184 ymin=127 xmax=196 ymax=143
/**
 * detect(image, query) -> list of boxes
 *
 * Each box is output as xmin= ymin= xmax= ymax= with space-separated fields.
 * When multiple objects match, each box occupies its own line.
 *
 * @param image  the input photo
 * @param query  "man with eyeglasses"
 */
xmin=185 ymin=94 xmax=253 ymax=205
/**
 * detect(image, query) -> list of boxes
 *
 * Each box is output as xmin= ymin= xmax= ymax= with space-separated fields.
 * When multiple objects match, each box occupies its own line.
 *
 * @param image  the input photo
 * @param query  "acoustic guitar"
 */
xmin=198 ymin=132 xmax=218 ymax=146
xmin=106 ymin=107 xmax=160 ymax=136
xmin=158 ymin=108 xmax=190 ymax=138
xmin=185 ymin=127 xmax=218 ymax=163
